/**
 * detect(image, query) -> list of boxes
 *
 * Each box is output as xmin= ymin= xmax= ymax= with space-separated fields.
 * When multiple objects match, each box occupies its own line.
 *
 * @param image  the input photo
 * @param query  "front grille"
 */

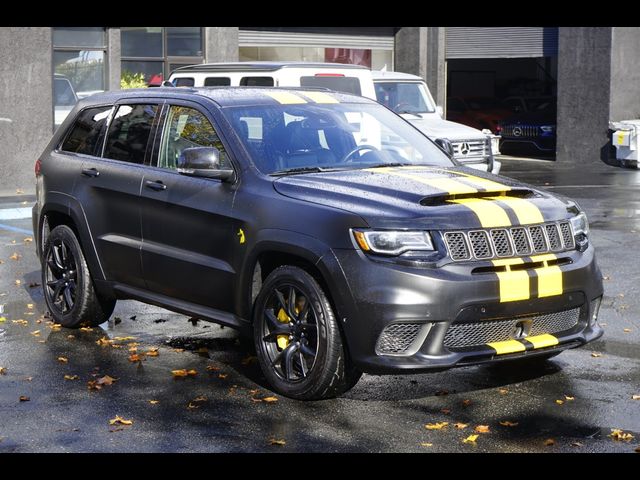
xmin=376 ymin=323 xmax=424 ymax=355
xmin=444 ymin=307 xmax=581 ymax=349
xmin=501 ymin=124 xmax=539 ymax=138
xmin=444 ymin=221 xmax=574 ymax=261
xmin=451 ymin=139 xmax=487 ymax=161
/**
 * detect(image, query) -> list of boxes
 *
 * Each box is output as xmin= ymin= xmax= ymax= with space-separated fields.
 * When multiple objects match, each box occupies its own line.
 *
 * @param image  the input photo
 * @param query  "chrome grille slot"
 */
xmin=444 ymin=232 xmax=471 ymax=260
xmin=490 ymin=229 xmax=513 ymax=257
xmin=468 ymin=230 xmax=492 ymax=259
xmin=545 ymin=223 xmax=562 ymax=251
xmin=510 ymin=227 xmax=532 ymax=255
xmin=528 ymin=225 xmax=547 ymax=253
xmin=559 ymin=221 xmax=574 ymax=249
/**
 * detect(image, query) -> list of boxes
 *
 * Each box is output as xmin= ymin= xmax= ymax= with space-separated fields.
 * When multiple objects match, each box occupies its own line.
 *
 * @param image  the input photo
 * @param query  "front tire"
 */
xmin=42 ymin=225 xmax=115 ymax=328
xmin=253 ymin=266 xmax=361 ymax=400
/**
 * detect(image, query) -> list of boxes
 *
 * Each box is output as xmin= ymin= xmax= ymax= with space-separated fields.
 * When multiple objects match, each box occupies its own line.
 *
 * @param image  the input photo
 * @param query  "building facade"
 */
xmin=1 ymin=26 xmax=639 ymax=194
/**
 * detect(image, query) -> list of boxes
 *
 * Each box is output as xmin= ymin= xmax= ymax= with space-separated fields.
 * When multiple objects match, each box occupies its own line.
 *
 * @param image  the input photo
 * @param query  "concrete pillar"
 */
xmin=107 ymin=27 xmax=121 ymax=90
xmin=0 ymin=27 xmax=52 ymax=195
xmin=204 ymin=27 xmax=239 ymax=63
xmin=609 ymin=27 xmax=640 ymax=122
xmin=394 ymin=27 xmax=446 ymax=108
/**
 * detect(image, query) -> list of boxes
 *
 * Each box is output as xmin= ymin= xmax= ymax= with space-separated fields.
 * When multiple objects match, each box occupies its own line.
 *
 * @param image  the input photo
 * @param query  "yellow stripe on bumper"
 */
xmin=451 ymin=198 xmax=511 ymax=228
xmin=525 ymin=334 xmax=559 ymax=349
xmin=492 ymin=258 xmax=530 ymax=302
xmin=487 ymin=339 xmax=526 ymax=355
xmin=530 ymin=254 xmax=563 ymax=298
xmin=265 ymin=91 xmax=307 ymax=104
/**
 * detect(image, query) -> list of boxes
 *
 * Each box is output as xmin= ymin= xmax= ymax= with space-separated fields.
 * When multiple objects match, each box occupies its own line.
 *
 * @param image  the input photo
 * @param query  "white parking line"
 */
xmin=0 ymin=207 xmax=32 ymax=220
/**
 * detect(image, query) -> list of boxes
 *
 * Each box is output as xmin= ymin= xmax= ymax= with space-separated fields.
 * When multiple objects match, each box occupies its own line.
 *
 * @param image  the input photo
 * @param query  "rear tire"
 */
xmin=42 ymin=225 xmax=115 ymax=328
xmin=253 ymin=266 xmax=361 ymax=400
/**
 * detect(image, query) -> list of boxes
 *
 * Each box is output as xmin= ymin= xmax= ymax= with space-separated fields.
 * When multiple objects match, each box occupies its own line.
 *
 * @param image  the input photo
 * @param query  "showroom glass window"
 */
xmin=121 ymin=27 xmax=203 ymax=88
xmin=52 ymin=27 xmax=107 ymax=131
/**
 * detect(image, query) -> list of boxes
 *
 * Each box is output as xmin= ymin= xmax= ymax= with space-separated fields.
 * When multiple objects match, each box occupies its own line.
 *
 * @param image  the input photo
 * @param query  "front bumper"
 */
xmin=329 ymin=244 xmax=603 ymax=374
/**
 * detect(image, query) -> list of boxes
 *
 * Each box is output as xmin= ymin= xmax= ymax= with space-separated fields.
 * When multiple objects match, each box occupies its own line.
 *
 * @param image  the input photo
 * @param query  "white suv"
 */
xmin=373 ymin=70 xmax=501 ymax=174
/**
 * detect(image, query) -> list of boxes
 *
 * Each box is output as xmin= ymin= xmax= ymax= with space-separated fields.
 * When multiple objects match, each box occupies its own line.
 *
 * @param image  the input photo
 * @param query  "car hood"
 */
xmin=273 ymin=166 xmax=576 ymax=230
xmin=401 ymin=114 xmax=487 ymax=140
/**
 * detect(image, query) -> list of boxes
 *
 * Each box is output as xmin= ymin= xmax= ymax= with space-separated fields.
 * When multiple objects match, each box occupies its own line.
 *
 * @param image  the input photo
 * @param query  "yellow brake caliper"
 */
xmin=276 ymin=308 xmax=291 ymax=350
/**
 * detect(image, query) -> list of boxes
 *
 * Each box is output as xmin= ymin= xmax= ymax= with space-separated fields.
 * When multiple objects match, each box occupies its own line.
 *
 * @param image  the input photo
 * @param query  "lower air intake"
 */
xmin=376 ymin=323 xmax=425 ymax=355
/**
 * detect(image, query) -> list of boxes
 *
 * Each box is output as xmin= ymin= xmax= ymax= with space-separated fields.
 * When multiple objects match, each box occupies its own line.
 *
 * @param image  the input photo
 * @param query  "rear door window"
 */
xmin=205 ymin=77 xmax=231 ymax=86
xmin=300 ymin=76 xmax=361 ymax=96
xmin=240 ymin=76 xmax=274 ymax=87
xmin=103 ymin=104 xmax=159 ymax=164
xmin=60 ymin=106 xmax=112 ymax=156
xmin=174 ymin=77 xmax=195 ymax=87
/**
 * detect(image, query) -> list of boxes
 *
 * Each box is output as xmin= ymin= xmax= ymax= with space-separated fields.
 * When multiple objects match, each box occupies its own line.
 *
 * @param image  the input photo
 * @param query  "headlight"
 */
xmin=570 ymin=212 xmax=589 ymax=237
xmin=352 ymin=229 xmax=434 ymax=256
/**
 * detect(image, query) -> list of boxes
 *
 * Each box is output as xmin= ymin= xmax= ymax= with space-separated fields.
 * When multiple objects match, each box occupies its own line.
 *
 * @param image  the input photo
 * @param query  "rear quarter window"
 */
xmin=300 ymin=76 xmax=361 ymax=96
xmin=60 ymin=106 xmax=112 ymax=156
xmin=174 ymin=77 xmax=195 ymax=87
xmin=205 ymin=77 xmax=231 ymax=86
xmin=240 ymin=76 xmax=274 ymax=87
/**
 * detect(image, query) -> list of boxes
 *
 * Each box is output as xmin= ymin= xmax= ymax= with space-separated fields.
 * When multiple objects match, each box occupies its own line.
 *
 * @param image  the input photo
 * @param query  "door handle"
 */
xmin=144 ymin=180 xmax=167 ymax=191
xmin=81 ymin=168 xmax=100 ymax=178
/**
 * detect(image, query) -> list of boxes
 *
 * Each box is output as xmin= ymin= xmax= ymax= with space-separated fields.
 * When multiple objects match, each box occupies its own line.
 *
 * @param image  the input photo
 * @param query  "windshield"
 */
xmin=223 ymin=102 xmax=453 ymax=175
xmin=374 ymin=82 xmax=435 ymax=114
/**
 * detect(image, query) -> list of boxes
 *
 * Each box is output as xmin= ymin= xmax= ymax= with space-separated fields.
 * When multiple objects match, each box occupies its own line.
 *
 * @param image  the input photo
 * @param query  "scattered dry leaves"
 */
xmin=128 ymin=353 xmax=143 ymax=362
xmin=172 ymin=369 xmax=197 ymax=378
xmin=555 ymin=400 xmax=565 ymax=405
xmin=19 ymin=396 xmax=29 ymax=402
xmin=23 ymin=237 xmax=33 ymax=243
xmin=26 ymin=303 xmax=33 ymax=310
xmin=79 ymin=327 xmax=93 ymax=332
xmin=499 ymin=421 xmax=519 ymax=427
xmin=454 ymin=423 xmax=468 ymax=429
xmin=602 ymin=275 xmax=611 ymax=280
xmin=571 ymin=442 xmax=583 ymax=448
xmin=0 ymin=367 xmax=6 ymax=375
xmin=591 ymin=352 xmax=602 ymax=358
xmin=610 ymin=429 xmax=634 ymax=442
xmin=218 ymin=373 xmax=228 ymax=379
xmin=24 ymin=377 xmax=32 ymax=382
xmin=632 ymin=395 xmax=640 ymax=400
xmin=420 ymin=442 xmax=433 ymax=447
xmin=425 ymin=422 xmax=448 ymax=430
xmin=15 ymin=280 xmax=22 ymax=286
xmin=148 ymin=400 xmax=159 ymax=405
xmin=9 ymin=253 xmax=21 ymax=261
xmin=463 ymin=434 xmax=478 ymax=444
xmin=57 ymin=357 xmax=68 ymax=363
xmin=262 ymin=396 xmax=278 ymax=403
xmin=475 ymin=425 xmax=490 ymax=434
xmin=109 ymin=416 xmax=133 ymax=426
xmin=206 ymin=365 xmax=220 ymax=372
xmin=96 ymin=337 xmax=113 ymax=347
xmin=269 ymin=438 xmax=286 ymax=446
xmin=544 ymin=438 xmax=555 ymax=446
xmin=114 ymin=336 xmax=136 ymax=341
xmin=64 ymin=375 xmax=79 ymax=381
xmin=564 ymin=395 xmax=575 ymax=401
xmin=97 ymin=375 xmax=116 ymax=386
xmin=145 ymin=348 xmax=159 ymax=357
xmin=498 ymin=388 xmax=509 ymax=395
xmin=462 ymin=399 xmax=472 ymax=406
xmin=30 ymin=330 xmax=40 ymax=336
xmin=12 ymin=319 xmax=27 ymax=325
xmin=623 ymin=328 xmax=632 ymax=333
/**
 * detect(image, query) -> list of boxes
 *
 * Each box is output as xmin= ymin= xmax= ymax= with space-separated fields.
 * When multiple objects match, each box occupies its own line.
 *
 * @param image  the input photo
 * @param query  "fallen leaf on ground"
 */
xmin=15 ymin=280 xmax=22 ymax=285
xmin=555 ymin=400 xmax=565 ymax=405
xmin=196 ymin=347 xmax=209 ymax=354
xmin=172 ymin=369 xmax=197 ymax=378
xmin=16 ymin=188 xmax=24 ymax=194
xmin=440 ymin=408 xmax=451 ymax=415
xmin=591 ymin=353 xmax=602 ymax=358
xmin=148 ymin=400 xmax=159 ymax=405
xmin=12 ymin=319 xmax=27 ymax=325
xmin=499 ymin=421 xmax=519 ymax=427
xmin=19 ymin=396 xmax=30 ymax=402
xmin=498 ymin=388 xmax=508 ymax=395
xmin=0 ymin=367 xmax=6 ymax=375
xmin=218 ymin=373 xmax=227 ymax=379
xmin=454 ymin=423 xmax=468 ymax=429
xmin=262 ymin=396 xmax=278 ymax=403
xmin=632 ymin=395 xmax=640 ymax=400
xmin=128 ymin=353 xmax=143 ymax=362
xmin=564 ymin=395 xmax=575 ymax=401
xmin=193 ymin=395 xmax=208 ymax=402
xmin=97 ymin=375 xmax=116 ymax=386
xmin=435 ymin=390 xmax=448 ymax=396
xmin=26 ymin=304 xmax=33 ymax=309
xmin=602 ymin=275 xmax=611 ymax=280
xmin=610 ymin=429 xmax=634 ymax=442
xmin=463 ymin=434 xmax=478 ymax=444
xmin=623 ymin=328 xmax=632 ymax=333
xmin=462 ymin=399 xmax=472 ymax=406
xmin=187 ymin=402 xmax=200 ymax=410
xmin=173 ymin=348 xmax=184 ymax=353
xmin=145 ymin=348 xmax=159 ymax=357
xmin=96 ymin=337 xmax=113 ymax=346
xmin=420 ymin=442 xmax=433 ymax=447
xmin=30 ymin=330 xmax=40 ymax=336
xmin=425 ymin=422 xmax=448 ymax=430
xmin=49 ymin=324 xmax=61 ymax=331
xmin=635 ymin=445 xmax=640 ymax=453
xmin=114 ymin=336 xmax=136 ymax=341
xmin=544 ymin=438 xmax=555 ymax=446
xmin=571 ymin=442 xmax=583 ymax=447
xmin=57 ymin=357 xmax=68 ymax=363
xmin=0 ymin=317 xmax=6 ymax=323
xmin=79 ymin=327 xmax=93 ymax=332
xmin=109 ymin=416 xmax=133 ymax=426
xmin=475 ymin=425 xmax=490 ymax=433
xmin=23 ymin=237 xmax=33 ymax=243
xmin=9 ymin=253 xmax=21 ymax=261
xmin=24 ymin=377 xmax=32 ymax=382
xmin=269 ymin=438 xmax=286 ymax=446
xmin=206 ymin=365 xmax=220 ymax=372
xmin=617 ymin=293 xmax=625 ymax=298
xmin=64 ymin=375 xmax=79 ymax=381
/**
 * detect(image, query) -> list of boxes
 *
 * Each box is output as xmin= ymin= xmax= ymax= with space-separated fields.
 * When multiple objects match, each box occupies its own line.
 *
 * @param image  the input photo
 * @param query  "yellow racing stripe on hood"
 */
xmin=368 ymin=167 xmax=478 ymax=194
xmin=453 ymin=171 xmax=512 ymax=192
xmin=488 ymin=196 xmax=544 ymax=225
xmin=449 ymin=198 xmax=511 ymax=228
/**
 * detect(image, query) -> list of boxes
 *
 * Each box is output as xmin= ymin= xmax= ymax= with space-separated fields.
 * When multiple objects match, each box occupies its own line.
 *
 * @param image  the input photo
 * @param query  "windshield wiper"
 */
xmin=270 ymin=166 xmax=328 ymax=176
xmin=359 ymin=162 xmax=413 ymax=169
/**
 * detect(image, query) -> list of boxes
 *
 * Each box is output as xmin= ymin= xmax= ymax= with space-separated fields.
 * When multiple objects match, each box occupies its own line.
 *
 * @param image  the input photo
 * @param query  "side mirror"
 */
xmin=434 ymin=138 xmax=455 ymax=159
xmin=177 ymin=147 xmax=235 ymax=181
xmin=435 ymin=105 xmax=444 ymax=118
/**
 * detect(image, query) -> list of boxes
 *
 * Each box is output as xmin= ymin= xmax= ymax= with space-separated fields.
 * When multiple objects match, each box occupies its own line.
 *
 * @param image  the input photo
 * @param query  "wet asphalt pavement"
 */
xmin=0 ymin=158 xmax=639 ymax=453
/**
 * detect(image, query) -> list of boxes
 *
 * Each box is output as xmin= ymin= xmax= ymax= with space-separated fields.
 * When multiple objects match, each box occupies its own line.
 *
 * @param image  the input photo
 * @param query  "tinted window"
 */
xmin=240 ymin=76 xmax=274 ymax=87
xmin=54 ymin=78 xmax=77 ymax=107
xmin=205 ymin=77 xmax=231 ymax=86
xmin=174 ymin=77 xmax=194 ymax=87
xmin=158 ymin=106 xmax=229 ymax=170
xmin=60 ymin=106 xmax=112 ymax=155
xmin=104 ymin=104 xmax=158 ymax=164
xmin=300 ymin=76 xmax=361 ymax=96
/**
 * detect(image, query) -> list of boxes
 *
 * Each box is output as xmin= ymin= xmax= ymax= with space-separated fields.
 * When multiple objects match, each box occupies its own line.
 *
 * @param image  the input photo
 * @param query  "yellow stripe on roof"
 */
xmin=300 ymin=91 xmax=339 ymax=104
xmin=264 ymin=91 xmax=307 ymax=104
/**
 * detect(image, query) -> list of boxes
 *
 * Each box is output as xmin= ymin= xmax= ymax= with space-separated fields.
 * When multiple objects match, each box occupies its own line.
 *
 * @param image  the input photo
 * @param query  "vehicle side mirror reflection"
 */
xmin=177 ymin=147 xmax=235 ymax=181
xmin=434 ymin=138 xmax=455 ymax=159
